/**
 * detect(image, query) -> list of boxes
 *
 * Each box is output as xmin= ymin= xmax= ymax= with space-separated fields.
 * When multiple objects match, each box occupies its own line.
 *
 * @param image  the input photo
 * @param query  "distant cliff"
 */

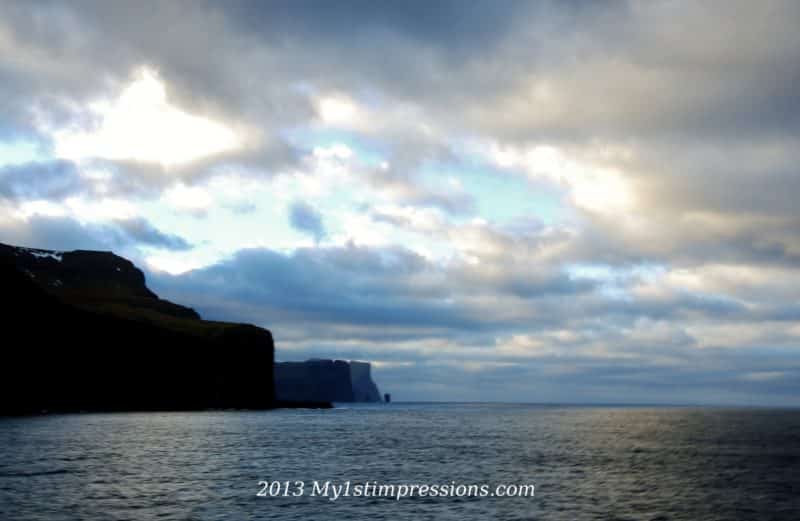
xmin=350 ymin=361 xmax=382 ymax=402
xmin=275 ymin=359 xmax=383 ymax=403
xmin=0 ymin=242 xmax=299 ymax=414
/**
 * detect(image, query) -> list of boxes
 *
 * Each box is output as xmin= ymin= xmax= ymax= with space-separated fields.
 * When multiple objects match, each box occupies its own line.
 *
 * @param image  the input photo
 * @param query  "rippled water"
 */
xmin=1 ymin=404 xmax=799 ymax=520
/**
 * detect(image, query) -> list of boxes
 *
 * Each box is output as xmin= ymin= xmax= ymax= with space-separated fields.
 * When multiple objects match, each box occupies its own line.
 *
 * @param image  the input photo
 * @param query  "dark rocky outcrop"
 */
xmin=0 ymin=242 xmax=330 ymax=415
xmin=275 ymin=359 xmax=383 ymax=403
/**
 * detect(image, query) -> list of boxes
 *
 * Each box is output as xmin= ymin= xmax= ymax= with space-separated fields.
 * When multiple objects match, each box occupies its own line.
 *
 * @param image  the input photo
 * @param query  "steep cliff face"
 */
xmin=0 ymin=242 xmax=279 ymax=415
xmin=274 ymin=359 xmax=383 ymax=403
xmin=274 ymin=359 xmax=354 ymax=403
xmin=350 ymin=361 xmax=383 ymax=402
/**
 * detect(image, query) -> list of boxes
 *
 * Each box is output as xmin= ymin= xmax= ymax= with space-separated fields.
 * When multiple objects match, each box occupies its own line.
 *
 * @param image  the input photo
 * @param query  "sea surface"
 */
xmin=1 ymin=404 xmax=799 ymax=520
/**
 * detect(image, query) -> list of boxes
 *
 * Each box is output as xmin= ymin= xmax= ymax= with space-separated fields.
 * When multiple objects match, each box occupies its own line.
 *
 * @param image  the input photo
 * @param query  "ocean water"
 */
xmin=1 ymin=404 xmax=799 ymax=520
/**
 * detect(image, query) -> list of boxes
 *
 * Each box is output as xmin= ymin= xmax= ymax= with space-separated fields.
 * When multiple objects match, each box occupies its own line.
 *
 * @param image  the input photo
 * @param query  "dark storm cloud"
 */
xmin=219 ymin=0 xmax=526 ymax=54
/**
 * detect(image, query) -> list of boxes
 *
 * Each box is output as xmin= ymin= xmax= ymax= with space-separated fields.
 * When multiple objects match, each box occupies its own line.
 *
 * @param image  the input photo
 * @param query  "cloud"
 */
xmin=0 ymin=160 xmax=84 ymax=201
xmin=52 ymin=68 xmax=241 ymax=166
xmin=288 ymin=200 xmax=326 ymax=242
xmin=2 ymin=1 xmax=800 ymax=403
xmin=114 ymin=217 xmax=192 ymax=250
xmin=221 ymin=0 xmax=523 ymax=50
xmin=0 ymin=214 xmax=191 ymax=254
xmin=142 ymin=231 xmax=800 ymax=404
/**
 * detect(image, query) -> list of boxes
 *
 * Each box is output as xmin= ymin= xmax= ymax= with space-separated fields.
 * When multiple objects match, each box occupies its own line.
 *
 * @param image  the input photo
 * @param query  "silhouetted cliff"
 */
xmin=0 ymin=243 xmax=294 ymax=414
xmin=275 ymin=359 xmax=383 ymax=403
xmin=350 ymin=361 xmax=382 ymax=402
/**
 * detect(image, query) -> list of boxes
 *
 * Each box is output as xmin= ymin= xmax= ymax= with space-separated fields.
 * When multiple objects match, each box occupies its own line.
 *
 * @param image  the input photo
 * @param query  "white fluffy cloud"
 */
xmin=49 ymin=69 xmax=241 ymax=166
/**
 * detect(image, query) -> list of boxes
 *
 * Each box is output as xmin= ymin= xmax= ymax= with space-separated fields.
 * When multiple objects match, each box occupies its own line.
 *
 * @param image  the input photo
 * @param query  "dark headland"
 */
xmin=0 ymin=242 xmax=332 ymax=414
xmin=275 ymin=359 xmax=384 ymax=403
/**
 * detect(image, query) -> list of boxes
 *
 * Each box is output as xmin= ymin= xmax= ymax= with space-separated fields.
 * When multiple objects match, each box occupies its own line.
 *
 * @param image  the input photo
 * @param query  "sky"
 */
xmin=1 ymin=1 xmax=800 ymax=405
